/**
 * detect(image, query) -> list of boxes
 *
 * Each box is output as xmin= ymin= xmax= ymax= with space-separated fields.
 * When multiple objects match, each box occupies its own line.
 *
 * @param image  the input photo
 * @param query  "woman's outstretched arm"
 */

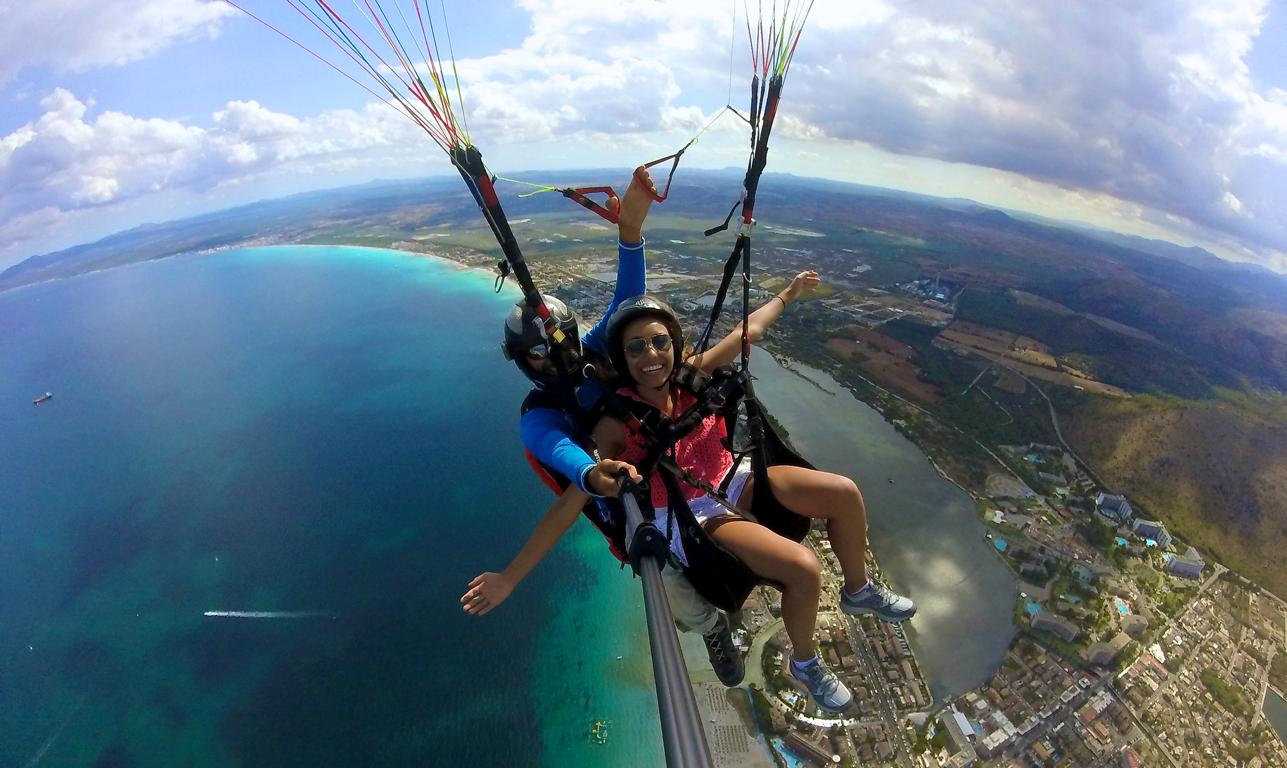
xmin=687 ymin=270 xmax=820 ymax=373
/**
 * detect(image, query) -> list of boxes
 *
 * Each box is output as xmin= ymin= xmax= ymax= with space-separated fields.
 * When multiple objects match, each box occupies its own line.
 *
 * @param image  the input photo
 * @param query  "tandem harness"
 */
xmin=521 ymin=364 xmax=812 ymax=614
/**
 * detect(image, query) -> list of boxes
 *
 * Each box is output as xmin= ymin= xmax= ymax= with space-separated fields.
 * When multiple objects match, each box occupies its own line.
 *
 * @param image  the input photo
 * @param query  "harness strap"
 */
xmin=693 ymin=237 xmax=747 ymax=352
xmin=656 ymin=456 xmax=746 ymax=518
xmin=599 ymin=365 xmax=745 ymax=478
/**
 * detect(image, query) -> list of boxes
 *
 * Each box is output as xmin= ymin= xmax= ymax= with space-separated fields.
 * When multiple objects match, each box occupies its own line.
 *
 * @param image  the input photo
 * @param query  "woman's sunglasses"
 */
xmin=623 ymin=333 xmax=673 ymax=357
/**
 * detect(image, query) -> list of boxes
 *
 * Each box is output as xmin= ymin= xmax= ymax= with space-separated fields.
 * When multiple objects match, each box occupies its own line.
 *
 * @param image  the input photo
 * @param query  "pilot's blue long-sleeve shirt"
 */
xmin=519 ymin=238 xmax=645 ymax=493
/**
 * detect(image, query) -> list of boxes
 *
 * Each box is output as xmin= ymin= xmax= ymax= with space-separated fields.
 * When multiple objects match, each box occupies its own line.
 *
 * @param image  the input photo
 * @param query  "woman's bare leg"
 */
xmin=707 ymin=518 xmax=821 ymax=661
xmin=741 ymin=466 xmax=870 ymax=591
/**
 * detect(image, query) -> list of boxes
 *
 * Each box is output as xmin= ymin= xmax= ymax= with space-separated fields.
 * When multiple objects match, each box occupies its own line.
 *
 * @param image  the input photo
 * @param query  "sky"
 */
xmin=2 ymin=0 xmax=1286 ymax=272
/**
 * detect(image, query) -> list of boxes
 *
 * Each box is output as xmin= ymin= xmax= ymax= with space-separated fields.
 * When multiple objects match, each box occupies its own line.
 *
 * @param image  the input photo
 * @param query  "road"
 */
xmin=1013 ymin=370 xmax=1107 ymax=489
xmin=837 ymin=610 xmax=915 ymax=768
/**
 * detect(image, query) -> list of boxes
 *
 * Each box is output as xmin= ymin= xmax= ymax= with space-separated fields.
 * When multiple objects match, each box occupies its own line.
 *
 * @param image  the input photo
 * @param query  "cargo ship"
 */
xmin=33 ymin=392 xmax=52 ymax=405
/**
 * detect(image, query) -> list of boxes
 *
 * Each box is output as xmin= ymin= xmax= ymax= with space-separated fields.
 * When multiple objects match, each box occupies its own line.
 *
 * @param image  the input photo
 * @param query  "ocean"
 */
xmin=1 ymin=244 xmax=1016 ymax=766
xmin=1 ymin=246 xmax=661 ymax=767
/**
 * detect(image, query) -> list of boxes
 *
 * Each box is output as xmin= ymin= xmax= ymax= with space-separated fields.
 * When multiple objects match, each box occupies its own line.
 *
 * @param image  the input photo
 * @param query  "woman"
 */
xmin=591 ymin=276 xmax=915 ymax=714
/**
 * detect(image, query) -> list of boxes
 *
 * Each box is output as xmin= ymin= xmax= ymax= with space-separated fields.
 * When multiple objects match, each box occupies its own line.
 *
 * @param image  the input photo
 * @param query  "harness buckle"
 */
xmin=673 ymin=363 xmax=710 ymax=395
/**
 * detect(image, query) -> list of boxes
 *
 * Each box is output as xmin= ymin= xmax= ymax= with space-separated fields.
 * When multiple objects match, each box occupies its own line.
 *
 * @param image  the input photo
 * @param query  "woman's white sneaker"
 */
xmin=840 ymin=581 xmax=916 ymax=622
xmin=790 ymin=657 xmax=853 ymax=714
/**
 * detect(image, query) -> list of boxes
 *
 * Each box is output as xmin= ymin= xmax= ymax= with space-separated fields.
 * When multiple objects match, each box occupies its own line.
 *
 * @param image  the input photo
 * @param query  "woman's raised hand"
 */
xmin=782 ymin=270 xmax=821 ymax=303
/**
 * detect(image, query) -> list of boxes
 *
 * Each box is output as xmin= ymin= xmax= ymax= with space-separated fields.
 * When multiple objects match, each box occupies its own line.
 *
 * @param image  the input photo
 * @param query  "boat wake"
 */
xmin=203 ymin=610 xmax=335 ymax=619
xmin=26 ymin=696 xmax=85 ymax=767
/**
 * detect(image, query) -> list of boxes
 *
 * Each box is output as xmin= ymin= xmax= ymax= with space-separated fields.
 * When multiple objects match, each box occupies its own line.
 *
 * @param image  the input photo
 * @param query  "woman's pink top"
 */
xmin=616 ymin=385 xmax=735 ymax=509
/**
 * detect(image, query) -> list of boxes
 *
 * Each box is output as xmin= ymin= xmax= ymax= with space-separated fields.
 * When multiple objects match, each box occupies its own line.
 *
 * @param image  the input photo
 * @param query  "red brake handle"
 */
xmin=561 ymin=186 xmax=620 ymax=224
xmin=639 ymin=150 xmax=684 ymax=202
xmin=557 ymin=147 xmax=688 ymax=222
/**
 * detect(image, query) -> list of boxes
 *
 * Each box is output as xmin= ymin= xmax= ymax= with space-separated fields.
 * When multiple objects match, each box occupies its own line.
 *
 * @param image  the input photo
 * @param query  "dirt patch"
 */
xmin=826 ymin=331 xmax=942 ymax=404
xmin=935 ymin=337 xmax=1129 ymax=397
xmin=986 ymin=473 xmax=1035 ymax=499
xmin=934 ymin=320 xmax=1127 ymax=396
xmin=1011 ymin=290 xmax=1075 ymax=315
xmin=1012 ymin=289 xmax=1159 ymax=343
xmin=994 ymin=368 xmax=1027 ymax=394
xmin=940 ymin=264 xmax=1024 ymax=289
xmin=942 ymin=321 xmax=1057 ymax=367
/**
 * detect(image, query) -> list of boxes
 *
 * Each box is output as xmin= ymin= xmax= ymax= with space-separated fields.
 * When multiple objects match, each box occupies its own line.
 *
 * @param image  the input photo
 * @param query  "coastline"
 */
xmin=0 ymin=240 xmax=507 ymax=299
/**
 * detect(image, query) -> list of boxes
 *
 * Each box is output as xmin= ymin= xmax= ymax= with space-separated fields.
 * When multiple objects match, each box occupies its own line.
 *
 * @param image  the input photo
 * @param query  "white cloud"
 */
xmin=3 ymin=0 xmax=1286 ymax=269
xmin=440 ymin=0 xmax=1286 ymax=258
xmin=0 ymin=89 xmax=435 ymax=264
xmin=0 ymin=0 xmax=236 ymax=84
xmin=782 ymin=0 xmax=1287 ymax=256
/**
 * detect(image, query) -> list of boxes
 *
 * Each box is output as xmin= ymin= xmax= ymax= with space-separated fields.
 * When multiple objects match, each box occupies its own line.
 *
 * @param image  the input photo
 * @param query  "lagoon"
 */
xmin=750 ymin=354 xmax=1018 ymax=703
xmin=1267 ymin=688 xmax=1287 ymax=748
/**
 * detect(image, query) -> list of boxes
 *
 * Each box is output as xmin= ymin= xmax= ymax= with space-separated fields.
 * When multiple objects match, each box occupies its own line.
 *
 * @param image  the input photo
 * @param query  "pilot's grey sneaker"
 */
xmin=703 ymin=613 xmax=745 ymax=687
xmin=840 ymin=581 xmax=916 ymax=622
xmin=790 ymin=657 xmax=853 ymax=714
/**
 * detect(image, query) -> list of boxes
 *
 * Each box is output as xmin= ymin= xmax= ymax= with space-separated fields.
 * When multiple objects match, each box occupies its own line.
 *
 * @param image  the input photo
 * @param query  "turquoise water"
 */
xmin=1025 ymin=600 xmax=1042 ymax=616
xmin=994 ymin=539 xmax=1008 ymax=552
xmin=1115 ymin=537 xmax=1128 ymax=546
xmin=0 ymin=247 xmax=660 ymax=767
xmin=770 ymin=736 xmax=809 ymax=768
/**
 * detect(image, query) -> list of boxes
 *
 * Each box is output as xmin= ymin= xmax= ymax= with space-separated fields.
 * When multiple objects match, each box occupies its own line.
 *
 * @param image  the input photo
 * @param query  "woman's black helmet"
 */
xmin=606 ymin=294 xmax=684 ymax=385
xmin=501 ymin=295 xmax=582 ymax=387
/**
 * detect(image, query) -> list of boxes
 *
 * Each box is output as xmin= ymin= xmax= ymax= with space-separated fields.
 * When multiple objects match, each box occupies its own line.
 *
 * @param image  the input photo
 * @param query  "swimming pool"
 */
xmin=771 ymin=737 xmax=809 ymax=768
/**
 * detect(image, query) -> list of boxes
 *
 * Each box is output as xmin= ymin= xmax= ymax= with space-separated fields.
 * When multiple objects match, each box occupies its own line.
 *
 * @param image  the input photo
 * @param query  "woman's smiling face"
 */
xmin=621 ymin=316 xmax=673 ymax=389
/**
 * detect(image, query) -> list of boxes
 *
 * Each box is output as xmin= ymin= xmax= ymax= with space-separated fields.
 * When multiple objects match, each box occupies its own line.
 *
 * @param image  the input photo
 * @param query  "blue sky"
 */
xmin=3 ymin=0 xmax=1286 ymax=272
